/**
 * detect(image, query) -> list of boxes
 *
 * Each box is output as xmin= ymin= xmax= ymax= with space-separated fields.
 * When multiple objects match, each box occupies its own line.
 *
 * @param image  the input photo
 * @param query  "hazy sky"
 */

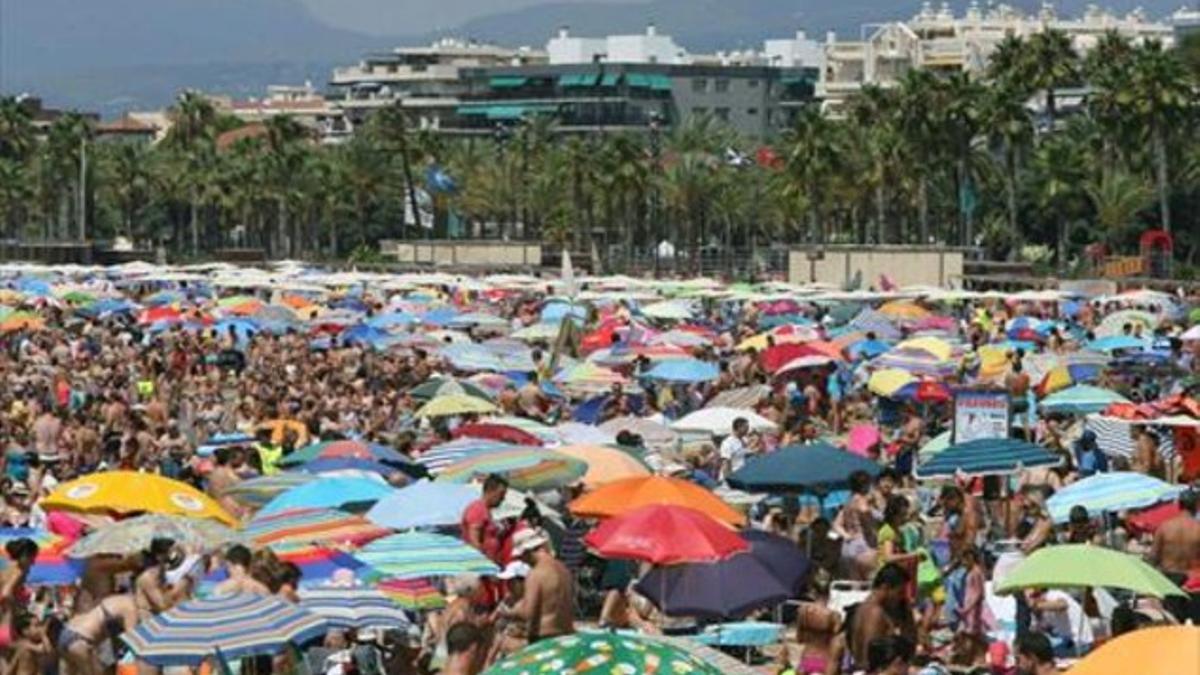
xmin=301 ymin=0 xmax=629 ymax=35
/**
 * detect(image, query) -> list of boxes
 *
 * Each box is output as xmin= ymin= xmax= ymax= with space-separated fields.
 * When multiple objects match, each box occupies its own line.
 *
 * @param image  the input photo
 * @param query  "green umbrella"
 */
xmin=995 ymin=544 xmax=1185 ymax=598
xmin=60 ymin=290 xmax=96 ymax=305
xmin=919 ymin=430 xmax=952 ymax=458
xmin=485 ymin=633 xmax=725 ymax=675
xmin=1190 ymin=307 xmax=1200 ymax=325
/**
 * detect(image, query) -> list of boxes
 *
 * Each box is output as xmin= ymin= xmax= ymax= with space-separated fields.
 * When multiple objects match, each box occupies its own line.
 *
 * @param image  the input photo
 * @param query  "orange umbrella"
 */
xmin=878 ymin=300 xmax=929 ymax=321
xmin=554 ymin=444 xmax=651 ymax=488
xmin=255 ymin=419 xmax=311 ymax=447
xmin=569 ymin=476 xmax=745 ymax=526
xmin=1067 ymin=625 xmax=1198 ymax=675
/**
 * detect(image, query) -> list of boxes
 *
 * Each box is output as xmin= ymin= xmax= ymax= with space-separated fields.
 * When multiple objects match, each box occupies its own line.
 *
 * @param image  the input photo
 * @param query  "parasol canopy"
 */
xmin=583 ymin=504 xmax=747 ymax=565
xmin=995 ymin=544 xmax=1185 ymax=598
xmin=41 ymin=471 xmax=237 ymax=526
xmin=569 ymin=476 xmax=745 ymax=526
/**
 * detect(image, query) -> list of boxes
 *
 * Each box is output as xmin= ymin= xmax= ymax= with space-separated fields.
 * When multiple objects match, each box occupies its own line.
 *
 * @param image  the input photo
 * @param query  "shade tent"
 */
xmin=728 ymin=443 xmax=881 ymax=493
xmin=915 ymin=438 xmax=1062 ymax=479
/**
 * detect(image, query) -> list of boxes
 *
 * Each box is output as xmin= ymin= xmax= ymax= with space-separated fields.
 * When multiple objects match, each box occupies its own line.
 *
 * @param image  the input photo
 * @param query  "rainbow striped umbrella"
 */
xmin=239 ymin=508 xmax=390 ymax=549
xmin=376 ymin=578 xmax=445 ymax=611
xmin=0 ymin=528 xmax=83 ymax=586
xmin=416 ymin=438 xmax=527 ymax=474
xmin=554 ymin=363 xmax=630 ymax=395
xmin=356 ymin=532 xmax=498 ymax=580
xmin=122 ymin=593 xmax=330 ymax=666
xmin=299 ymin=587 xmax=412 ymax=628
xmin=205 ymin=545 xmax=375 ymax=589
xmin=279 ymin=439 xmax=417 ymax=470
xmin=435 ymin=448 xmax=587 ymax=491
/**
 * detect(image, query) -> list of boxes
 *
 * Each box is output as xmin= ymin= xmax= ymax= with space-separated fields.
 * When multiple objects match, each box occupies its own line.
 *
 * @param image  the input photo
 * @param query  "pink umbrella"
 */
xmin=912 ymin=315 xmax=957 ymax=332
xmin=846 ymin=424 xmax=881 ymax=457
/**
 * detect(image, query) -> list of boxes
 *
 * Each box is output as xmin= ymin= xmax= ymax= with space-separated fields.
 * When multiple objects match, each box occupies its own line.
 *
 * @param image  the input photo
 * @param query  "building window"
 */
xmin=714 ymin=107 xmax=730 ymax=121
xmin=747 ymin=107 xmax=758 ymax=116
xmin=715 ymin=79 xmax=730 ymax=93
xmin=748 ymin=79 xmax=759 ymax=88
xmin=692 ymin=78 xmax=708 ymax=93
xmin=692 ymin=107 xmax=708 ymax=117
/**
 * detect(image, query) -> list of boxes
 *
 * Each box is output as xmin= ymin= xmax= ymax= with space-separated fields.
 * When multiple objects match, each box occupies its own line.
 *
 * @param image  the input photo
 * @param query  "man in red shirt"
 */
xmin=461 ymin=474 xmax=509 ymax=564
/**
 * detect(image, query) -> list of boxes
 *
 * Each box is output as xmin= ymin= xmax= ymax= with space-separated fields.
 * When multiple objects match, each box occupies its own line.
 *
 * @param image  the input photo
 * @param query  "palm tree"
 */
xmin=262 ymin=115 xmax=311 ymax=256
xmin=1028 ymin=132 xmax=1087 ymax=268
xmin=981 ymin=84 xmax=1033 ymax=244
xmin=369 ymin=106 xmax=423 ymax=237
xmin=164 ymin=91 xmax=218 ymax=254
xmin=0 ymin=159 xmax=30 ymax=240
xmin=895 ymin=70 xmax=943 ymax=243
xmin=0 ymin=97 xmax=35 ymax=162
xmin=1126 ymin=40 xmax=1192 ymax=234
xmin=1085 ymin=170 xmax=1153 ymax=241
xmin=781 ymin=106 xmax=841 ymax=244
xmin=102 ymin=143 xmax=151 ymax=242
xmin=1025 ymin=30 xmax=1080 ymax=128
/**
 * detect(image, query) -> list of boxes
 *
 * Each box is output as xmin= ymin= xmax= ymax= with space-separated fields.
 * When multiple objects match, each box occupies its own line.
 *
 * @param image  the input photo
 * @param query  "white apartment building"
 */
xmin=820 ymin=1 xmax=1176 ymax=114
xmin=546 ymin=24 xmax=690 ymax=64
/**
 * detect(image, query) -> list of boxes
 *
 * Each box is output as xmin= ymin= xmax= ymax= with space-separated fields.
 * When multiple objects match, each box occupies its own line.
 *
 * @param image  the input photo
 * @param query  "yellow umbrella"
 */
xmin=878 ymin=300 xmax=929 ymax=321
xmin=255 ymin=419 xmax=311 ymax=447
xmin=895 ymin=336 xmax=952 ymax=361
xmin=415 ymin=394 xmax=498 ymax=418
xmin=41 ymin=471 xmax=237 ymax=526
xmin=868 ymin=368 xmax=916 ymax=397
xmin=976 ymin=345 xmax=1013 ymax=381
xmin=555 ymin=444 xmax=651 ymax=488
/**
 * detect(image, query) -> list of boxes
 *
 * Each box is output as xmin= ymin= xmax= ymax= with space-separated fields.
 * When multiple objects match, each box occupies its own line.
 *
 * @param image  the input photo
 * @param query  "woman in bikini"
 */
xmin=58 ymin=594 xmax=138 ymax=675
xmin=0 ymin=538 xmax=39 ymax=666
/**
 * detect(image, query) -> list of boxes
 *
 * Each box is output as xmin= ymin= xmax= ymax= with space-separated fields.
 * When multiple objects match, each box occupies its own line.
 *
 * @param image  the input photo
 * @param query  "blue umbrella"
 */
xmin=741 ymin=530 xmax=810 ymax=594
xmin=212 ymin=318 xmax=260 ymax=343
xmin=259 ymin=477 xmax=394 ymax=515
xmin=341 ymin=324 xmax=390 ymax=348
xmin=367 ymin=312 xmax=418 ymax=330
xmin=1039 ymin=385 xmax=1129 ymax=415
xmin=76 ymin=298 xmax=138 ymax=318
xmin=299 ymin=587 xmax=412 ymax=629
xmin=420 ymin=308 xmax=460 ymax=327
xmin=635 ymin=552 xmax=793 ymax=620
xmin=365 ymin=480 xmax=478 ymax=530
xmin=846 ymin=338 xmax=890 ymax=360
xmin=728 ymin=443 xmax=880 ymax=494
xmin=196 ymin=432 xmax=256 ymax=458
xmin=297 ymin=457 xmax=407 ymax=477
xmin=1046 ymin=472 xmax=1184 ymax=524
xmin=541 ymin=300 xmax=587 ymax=323
xmin=1086 ymin=336 xmax=1148 ymax=353
xmin=915 ymin=438 xmax=1061 ymax=479
xmin=644 ymin=358 xmax=720 ymax=383
xmin=122 ymin=594 xmax=330 ymax=667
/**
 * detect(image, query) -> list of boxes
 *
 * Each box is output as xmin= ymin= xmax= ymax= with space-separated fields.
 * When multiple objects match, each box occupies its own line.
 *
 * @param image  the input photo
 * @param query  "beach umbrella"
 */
xmin=641 ymin=300 xmax=694 ymax=321
xmin=554 ymin=363 xmax=629 ymax=394
xmin=894 ymin=336 xmax=953 ymax=361
xmin=554 ymin=444 xmax=651 ymax=487
xmin=377 ymin=578 xmax=446 ymax=611
xmin=299 ymin=587 xmax=411 ymax=629
xmin=240 ymin=508 xmax=390 ymax=549
xmin=435 ymin=447 xmax=587 ymax=491
xmin=366 ymin=311 xmax=418 ymax=330
xmin=1086 ymin=335 xmax=1148 ymax=353
xmin=707 ymin=385 xmax=771 ymax=410
xmin=846 ymin=337 xmax=891 ymax=360
xmin=511 ymin=322 xmax=562 ymax=342
xmin=918 ymin=430 xmax=952 ymax=459
xmin=1036 ymin=362 xmax=1104 ymax=396
xmin=643 ymin=358 xmax=720 ymax=383
xmin=995 ymin=544 xmax=1184 ymax=598
xmin=410 ymin=377 xmax=494 ymax=401
xmin=598 ymin=416 xmax=678 ymax=450
xmin=1067 ymin=625 xmax=1199 ymax=675
xmin=297 ymin=457 xmax=409 ymax=478
xmin=439 ymin=343 xmax=507 ymax=371
xmin=915 ymin=438 xmax=1061 ymax=479
xmin=259 ymin=476 xmax=394 ymax=515
xmin=41 ymin=471 xmax=236 ymax=526
xmin=1095 ymin=309 xmax=1159 ymax=338
xmin=468 ymin=416 xmax=561 ymax=444
xmin=365 ymin=481 xmax=478 ymax=530
xmin=223 ymin=473 xmax=317 ymax=508
xmin=1126 ymin=501 xmax=1183 ymax=535
xmin=414 ymin=394 xmax=498 ymax=418
xmin=728 ymin=443 xmax=881 ymax=494
xmin=846 ymin=424 xmax=882 ymax=456
xmin=870 ymin=348 xmax=956 ymax=378
xmin=454 ymin=421 xmax=547 ymax=446
xmin=0 ymin=528 xmax=84 ymax=586
xmin=569 ymin=476 xmax=745 ymax=526
xmin=121 ymin=593 xmax=330 ymax=667
xmin=878 ymin=300 xmax=929 ymax=321
xmin=1039 ymin=384 xmax=1130 ymax=415
xmin=775 ymin=354 xmax=836 ymax=375
xmin=416 ymin=438 xmax=523 ymax=474
xmin=635 ymin=552 xmax=793 ymax=620
xmin=0 ymin=311 xmax=44 ymax=333
xmin=356 ymin=532 xmax=499 ymax=580
xmin=867 ymin=368 xmax=916 ymax=396
xmin=741 ymin=530 xmax=810 ymax=593
xmin=203 ymin=546 xmax=371 ymax=588
xmin=68 ymin=514 xmax=236 ymax=557
xmin=486 ymin=633 xmax=725 ymax=675
xmin=196 ymin=431 xmax=256 ymax=458
xmin=670 ymin=407 xmax=777 ymax=435
xmin=893 ymin=380 xmax=952 ymax=404
xmin=1181 ymin=324 xmax=1200 ymax=341
xmin=584 ymin=505 xmax=747 ymax=565
xmin=1046 ymin=472 xmax=1185 ymax=524
xmin=553 ymin=421 xmax=617 ymax=446
xmin=279 ymin=439 xmax=415 ymax=470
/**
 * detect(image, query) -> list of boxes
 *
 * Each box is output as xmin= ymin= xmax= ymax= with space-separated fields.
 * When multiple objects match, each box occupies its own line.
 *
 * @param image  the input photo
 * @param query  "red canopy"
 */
xmin=582 ymin=504 xmax=747 ymax=565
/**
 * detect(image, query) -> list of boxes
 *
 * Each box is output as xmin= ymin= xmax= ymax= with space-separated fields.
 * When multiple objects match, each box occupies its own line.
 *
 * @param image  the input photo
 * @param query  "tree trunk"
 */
xmin=189 ymin=189 xmax=199 ymax=255
xmin=875 ymin=183 xmax=886 ymax=245
xmin=918 ymin=177 xmax=930 ymax=245
xmin=1154 ymin=124 xmax=1171 ymax=234
xmin=1005 ymin=144 xmax=1019 ymax=241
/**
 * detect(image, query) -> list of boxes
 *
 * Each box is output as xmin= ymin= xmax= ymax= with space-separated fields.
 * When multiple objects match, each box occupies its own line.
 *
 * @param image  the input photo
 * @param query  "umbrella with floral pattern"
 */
xmin=485 ymin=632 xmax=723 ymax=675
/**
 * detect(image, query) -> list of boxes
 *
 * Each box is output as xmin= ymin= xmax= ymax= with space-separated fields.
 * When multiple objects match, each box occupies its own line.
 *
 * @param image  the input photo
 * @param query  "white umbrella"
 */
xmin=641 ymin=300 xmax=695 ymax=321
xmin=670 ymin=407 xmax=777 ymax=435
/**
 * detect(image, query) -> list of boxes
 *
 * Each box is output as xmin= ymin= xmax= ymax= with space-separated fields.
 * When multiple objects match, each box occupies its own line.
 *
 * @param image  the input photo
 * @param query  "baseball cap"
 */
xmin=510 ymin=528 xmax=549 ymax=557
xmin=497 ymin=561 xmax=531 ymax=580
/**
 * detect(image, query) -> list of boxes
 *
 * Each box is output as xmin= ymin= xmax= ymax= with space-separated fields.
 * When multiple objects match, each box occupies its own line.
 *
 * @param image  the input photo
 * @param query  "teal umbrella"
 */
xmin=1039 ymin=385 xmax=1130 ymax=415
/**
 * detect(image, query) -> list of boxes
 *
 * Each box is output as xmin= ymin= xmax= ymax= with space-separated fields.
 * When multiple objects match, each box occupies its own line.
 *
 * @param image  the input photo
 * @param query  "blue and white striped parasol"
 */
xmin=298 ymin=587 xmax=412 ymax=629
xmin=356 ymin=532 xmax=498 ymax=580
xmin=1047 ymin=472 xmax=1185 ymax=524
xmin=121 ymin=594 xmax=330 ymax=666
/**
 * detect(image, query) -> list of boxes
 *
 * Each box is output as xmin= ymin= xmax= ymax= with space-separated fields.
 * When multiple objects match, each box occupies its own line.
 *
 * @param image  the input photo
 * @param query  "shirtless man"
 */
xmin=849 ymin=563 xmax=914 ymax=671
xmin=212 ymin=545 xmax=272 ymax=596
xmin=512 ymin=529 xmax=574 ymax=643
xmin=58 ymin=594 xmax=139 ymax=675
xmin=206 ymin=447 xmax=245 ymax=518
xmin=1152 ymin=490 xmax=1200 ymax=609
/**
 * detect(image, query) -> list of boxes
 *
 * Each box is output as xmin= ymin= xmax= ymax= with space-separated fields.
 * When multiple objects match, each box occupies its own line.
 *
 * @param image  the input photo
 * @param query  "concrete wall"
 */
xmin=788 ymin=246 xmax=965 ymax=288
xmin=381 ymin=240 xmax=542 ymax=267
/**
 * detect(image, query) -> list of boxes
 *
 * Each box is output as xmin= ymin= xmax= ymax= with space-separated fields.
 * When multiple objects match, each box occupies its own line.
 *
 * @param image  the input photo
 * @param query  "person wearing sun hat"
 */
xmin=509 ymin=528 xmax=574 ymax=643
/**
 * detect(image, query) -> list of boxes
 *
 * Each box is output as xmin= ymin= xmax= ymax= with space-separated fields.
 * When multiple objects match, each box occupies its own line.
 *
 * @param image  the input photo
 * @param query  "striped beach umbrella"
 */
xmin=1039 ymin=384 xmax=1130 ymax=415
xmin=299 ymin=587 xmax=412 ymax=629
xmin=122 ymin=594 xmax=330 ymax=667
xmin=1046 ymin=472 xmax=1185 ymax=524
xmin=915 ymin=438 xmax=1062 ymax=479
xmin=279 ymin=439 xmax=416 ymax=470
xmin=435 ymin=448 xmax=587 ymax=491
xmin=239 ymin=508 xmax=390 ymax=549
xmin=68 ymin=514 xmax=236 ymax=557
xmin=259 ymin=476 xmax=395 ymax=515
xmin=356 ymin=532 xmax=498 ymax=580
xmin=416 ymin=438 xmax=520 ymax=473
xmin=0 ymin=528 xmax=83 ymax=586
xmin=376 ymin=578 xmax=445 ymax=611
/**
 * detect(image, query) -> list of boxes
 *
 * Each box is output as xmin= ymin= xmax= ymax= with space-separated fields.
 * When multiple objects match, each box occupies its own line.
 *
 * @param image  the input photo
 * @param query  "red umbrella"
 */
xmin=583 ymin=504 xmax=748 ymax=565
xmin=1127 ymin=501 xmax=1182 ymax=535
xmin=453 ymin=422 xmax=544 ymax=447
